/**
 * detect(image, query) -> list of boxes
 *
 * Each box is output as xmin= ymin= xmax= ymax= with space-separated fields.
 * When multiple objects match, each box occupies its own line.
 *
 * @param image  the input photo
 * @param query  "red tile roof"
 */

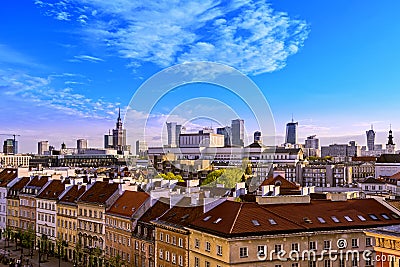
xmin=156 ymin=199 xmax=204 ymax=228
xmin=59 ymin=185 xmax=86 ymax=204
xmin=390 ymin=172 xmax=400 ymax=180
xmin=189 ymin=199 xmax=400 ymax=237
xmin=78 ymin=181 xmax=119 ymax=205
xmin=9 ymin=177 xmax=30 ymax=191
xmin=0 ymin=168 xmax=18 ymax=187
xmin=37 ymin=180 xmax=66 ymax=200
xmin=138 ymin=198 xmax=170 ymax=223
xmin=26 ymin=176 xmax=50 ymax=188
xmin=107 ymin=191 xmax=149 ymax=218
xmin=260 ymin=175 xmax=300 ymax=189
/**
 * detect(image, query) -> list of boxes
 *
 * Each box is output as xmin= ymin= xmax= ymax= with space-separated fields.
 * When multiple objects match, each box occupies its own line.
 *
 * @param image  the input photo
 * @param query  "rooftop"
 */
xmin=107 ymin=191 xmax=149 ymax=218
xmin=59 ymin=185 xmax=86 ymax=204
xmin=189 ymin=199 xmax=400 ymax=237
xmin=78 ymin=181 xmax=119 ymax=205
xmin=377 ymin=154 xmax=400 ymax=163
xmin=137 ymin=198 xmax=170 ymax=224
xmin=0 ymin=168 xmax=18 ymax=187
xmin=26 ymin=175 xmax=50 ymax=188
xmin=37 ymin=180 xmax=66 ymax=200
xmin=9 ymin=177 xmax=30 ymax=192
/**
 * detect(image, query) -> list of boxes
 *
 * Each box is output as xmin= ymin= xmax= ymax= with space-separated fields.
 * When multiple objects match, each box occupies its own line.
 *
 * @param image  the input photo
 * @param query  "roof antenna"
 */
xmin=291 ymin=113 xmax=294 ymax=123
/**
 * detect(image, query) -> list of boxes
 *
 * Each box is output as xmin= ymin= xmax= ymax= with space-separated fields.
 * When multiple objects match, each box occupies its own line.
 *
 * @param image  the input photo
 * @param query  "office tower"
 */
xmin=231 ymin=119 xmax=244 ymax=147
xmin=366 ymin=125 xmax=375 ymax=151
xmin=104 ymin=130 xmax=113 ymax=149
xmin=136 ymin=140 xmax=148 ymax=157
xmin=254 ymin=131 xmax=262 ymax=143
xmin=285 ymin=118 xmax=298 ymax=145
xmin=166 ymin=122 xmax=184 ymax=147
xmin=38 ymin=141 xmax=50 ymax=155
xmin=217 ymin=126 xmax=232 ymax=146
xmin=3 ymin=139 xmax=17 ymax=154
xmin=305 ymin=135 xmax=320 ymax=149
xmin=77 ymin=139 xmax=88 ymax=150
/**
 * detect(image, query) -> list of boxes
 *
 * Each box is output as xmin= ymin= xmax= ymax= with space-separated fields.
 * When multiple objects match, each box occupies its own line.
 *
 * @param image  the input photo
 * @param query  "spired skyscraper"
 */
xmin=104 ymin=109 xmax=131 ymax=154
xmin=285 ymin=118 xmax=298 ymax=145
xmin=366 ymin=125 xmax=375 ymax=151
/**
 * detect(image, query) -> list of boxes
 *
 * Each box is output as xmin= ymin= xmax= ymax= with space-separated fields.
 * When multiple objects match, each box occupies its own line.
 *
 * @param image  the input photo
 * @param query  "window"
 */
xmin=205 ymin=261 xmax=210 ymax=267
xmin=324 ymin=240 xmax=331 ymax=250
xmin=366 ymin=237 xmax=372 ymax=247
xmin=309 ymin=261 xmax=316 ymax=267
xmin=324 ymin=260 xmax=331 ymax=267
xmin=159 ymin=249 xmax=163 ymax=259
xmin=195 ymin=239 xmax=200 ymax=248
xmin=178 ymin=238 xmax=183 ymax=248
xmin=166 ymin=234 xmax=170 ymax=243
xmin=366 ymin=255 xmax=372 ymax=266
xmin=178 ymin=256 xmax=183 ymax=266
xmin=292 ymin=264 xmax=299 ymax=267
xmin=239 ymin=247 xmax=248 ymax=258
xmin=205 ymin=242 xmax=211 ymax=252
xmin=274 ymin=244 xmax=282 ymax=253
xmin=165 ymin=251 xmax=170 ymax=262
xmin=309 ymin=241 xmax=317 ymax=250
xmin=194 ymin=257 xmax=199 ymax=267
xmin=352 ymin=255 xmax=359 ymax=267
xmin=351 ymin=238 xmax=359 ymax=248
xmin=172 ymin=253 xmax=176 ymax=264
xmin=217 ymin=245 xmax=222 ymax=256
xmin=172 ymin=236 xmax=176 ymax=245
xmin=339 ymin=259 xmax=345 ymax=267
xmin=258 ymin=245 xmax=266 ymax=256
xmin=291 ymin=243 xmax=299 ymax=252
xmin=159 ymin=232 xmax=163 ymax=241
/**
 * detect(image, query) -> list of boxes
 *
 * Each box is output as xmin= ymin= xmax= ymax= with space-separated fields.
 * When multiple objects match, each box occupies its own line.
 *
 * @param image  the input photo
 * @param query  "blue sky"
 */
xmin=1 ymin=0 xmax=399 ymax=153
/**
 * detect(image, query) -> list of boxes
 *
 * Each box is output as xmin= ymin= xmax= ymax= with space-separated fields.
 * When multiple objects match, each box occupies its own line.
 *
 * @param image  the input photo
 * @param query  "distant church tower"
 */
xmin=386 ymin=125 xmax=396 ymax=154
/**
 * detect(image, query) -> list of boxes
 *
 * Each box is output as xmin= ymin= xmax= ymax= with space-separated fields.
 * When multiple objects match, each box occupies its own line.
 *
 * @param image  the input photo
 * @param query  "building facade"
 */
xmin=231 ymin=119 xmax=244 ymax=147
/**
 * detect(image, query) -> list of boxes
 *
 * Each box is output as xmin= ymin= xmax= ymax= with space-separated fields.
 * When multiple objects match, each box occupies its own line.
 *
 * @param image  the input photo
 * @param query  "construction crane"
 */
xmin=0 ymin=133 xmax=21 ymax=154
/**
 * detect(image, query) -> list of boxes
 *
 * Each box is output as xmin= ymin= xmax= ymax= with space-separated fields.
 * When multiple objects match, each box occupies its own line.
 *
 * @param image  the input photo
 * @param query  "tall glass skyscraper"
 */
xmin=285 ymin=119 xmax=298 ymax=145
xmin=231 ymin=119 xmax=244 ymax=147
xmin=366 ymin=125 xmax=375 ymax=151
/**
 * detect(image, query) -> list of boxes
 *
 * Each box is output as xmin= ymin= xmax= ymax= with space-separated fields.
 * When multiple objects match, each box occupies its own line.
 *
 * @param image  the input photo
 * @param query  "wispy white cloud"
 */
xmin=35 ymin=0 xmax=309 ymax=75
xmin=0 ymin=69 xmax=118 ymax=120
xmin=70 ymin=55 xmax=104 ymax=63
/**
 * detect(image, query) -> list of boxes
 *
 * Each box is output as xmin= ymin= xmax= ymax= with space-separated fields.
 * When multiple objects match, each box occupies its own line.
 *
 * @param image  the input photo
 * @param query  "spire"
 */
xmin=118 ymin=107 xmax=121 ymax=120
xmin=388 ymin=125 xmax=395 ymax=145
xmin=291 ymin=113 xmax=294 ymax=123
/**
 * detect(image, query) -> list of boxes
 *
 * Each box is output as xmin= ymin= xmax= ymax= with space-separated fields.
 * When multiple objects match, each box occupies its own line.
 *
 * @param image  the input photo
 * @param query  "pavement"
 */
xmin=0 ymin=239 xmax=74 ymax=267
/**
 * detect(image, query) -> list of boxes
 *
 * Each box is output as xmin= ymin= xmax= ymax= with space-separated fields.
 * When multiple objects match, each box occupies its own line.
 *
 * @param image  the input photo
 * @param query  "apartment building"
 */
xmin=365 ymin=225 xmax=400 ymax=267
xmin=57 ymin=184 xmax=86 ymax=262
xmin=7 ymin=177 xmax=30 ymax=231
xmin=19 ymin=176 xmax=50 ymax=235
xmin=153 ymin=201 xmax=204 ymax=267
xmin=104 ymin=191 xmax=150 ymax=266
xmin=188 ymin=199 xmax=400 ymax=267
xmin=132 ymin=199 xmax=170 ymax=267
xmin=77 ymin=181 xmax=120 ymax=266
xmin=0 ymin=168 xmax=18 ymax=237
xmin=36 ymin=179 xmax=66 ymax=253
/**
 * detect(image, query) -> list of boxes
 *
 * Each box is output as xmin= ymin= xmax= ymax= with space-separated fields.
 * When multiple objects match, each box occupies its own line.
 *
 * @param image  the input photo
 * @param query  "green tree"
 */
xmin=155 ymin=172 xmax=184 ymax=182
xmin=217 ymin=168 xmax=245 ymax=188
xmin=201 ymin=169 xmax=225 ymax=186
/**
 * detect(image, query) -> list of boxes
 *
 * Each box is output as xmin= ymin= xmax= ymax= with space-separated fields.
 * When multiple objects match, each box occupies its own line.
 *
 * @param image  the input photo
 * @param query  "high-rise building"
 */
xmin=366 ymin=125 xmax=375 ymax=151
xmin=3 ymin=139 xmax=17 ymax=155
xmin=166 ymin=122 xmax=184 ymax=147
xmin=386 ymin=126 xmax=396 ymax=154
xmin=136 ymin=140 xmax=148 ymax=157
xmin=254 ymin=131 xmax=262 ymax=143
xmin=305 ymin=135 xmax=320 ymax=149
xmin=231 ymin=119 xmax=244 ymax=147
xmin=77 ymin=139 xmax=88 ymax=150
xmin=285 ymin=119 xmax=298 ymax=145
xmin=104 ymin=109 xmax=130 ymax=154
xmin=216 ymin=126 xmax=232 ymax=146
xmin=38 ymin=141 xmax=49 ymax=155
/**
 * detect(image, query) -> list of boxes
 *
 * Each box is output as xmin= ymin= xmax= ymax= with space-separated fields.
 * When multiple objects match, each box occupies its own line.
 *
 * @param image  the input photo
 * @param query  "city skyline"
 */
xmin=1 ymin=1 xmax=400 ymax=152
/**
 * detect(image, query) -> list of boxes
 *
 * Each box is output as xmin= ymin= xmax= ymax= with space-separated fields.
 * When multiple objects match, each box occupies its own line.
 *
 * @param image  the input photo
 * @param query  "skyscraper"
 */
xmin=104 ymin=109 xmax=130 ymax=153
xmin=366 ymin=125 xmax=375 ymax=151
xmin=231 ymin=119 xmax=244 ymax=147
xmin=77 ymin=139 xmax=88 ymax=150
xmin=305 ymin=135 xmax=320 ymax=149
xmin=166 ymin=122 xmax=184 ymax=147
xmin=3 ymin=139 xmax=17 ymax=154
xmin=38 ymin=141 xmax=49 ymax=155
xmin=285 ymin=118 xmax=298 ymax=145
xmin=136 ymin=140 xmax=148 ymax=157
xmin=216 ymin=126 xmax=232 ymax=146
